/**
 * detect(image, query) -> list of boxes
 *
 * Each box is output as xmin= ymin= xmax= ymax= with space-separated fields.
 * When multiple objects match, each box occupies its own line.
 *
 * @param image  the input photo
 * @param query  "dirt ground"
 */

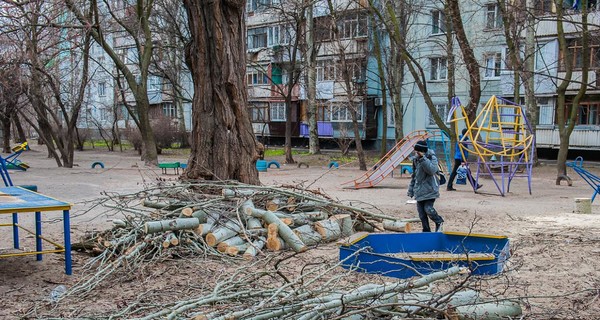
xmin=0 ymin=144 xmax=599 ymax=319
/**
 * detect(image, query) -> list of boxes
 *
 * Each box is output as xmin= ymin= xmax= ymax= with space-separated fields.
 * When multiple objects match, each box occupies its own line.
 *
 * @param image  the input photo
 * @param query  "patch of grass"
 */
xmin=264 ymin=148 xmax=310 ymax=157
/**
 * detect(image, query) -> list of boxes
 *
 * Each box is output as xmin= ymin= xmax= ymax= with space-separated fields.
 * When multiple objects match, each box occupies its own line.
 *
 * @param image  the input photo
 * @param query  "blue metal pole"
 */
xmin=12 ymin=213 xmax=19 ymax=249
xmin=63 ymin=210 xmax=72 ymax=275
xmin=36 ymin=211 xmax=42 ymax=261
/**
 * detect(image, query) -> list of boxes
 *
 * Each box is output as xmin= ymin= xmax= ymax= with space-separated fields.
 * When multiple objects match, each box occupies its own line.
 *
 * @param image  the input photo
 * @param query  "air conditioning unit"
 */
xmin=374 ymin=98 xmax=383 ymax=106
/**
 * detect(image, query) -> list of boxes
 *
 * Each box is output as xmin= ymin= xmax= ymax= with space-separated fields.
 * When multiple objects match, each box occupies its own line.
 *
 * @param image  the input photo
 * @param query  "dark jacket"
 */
xmin=408 ymin=150 xmax=440 ymax=201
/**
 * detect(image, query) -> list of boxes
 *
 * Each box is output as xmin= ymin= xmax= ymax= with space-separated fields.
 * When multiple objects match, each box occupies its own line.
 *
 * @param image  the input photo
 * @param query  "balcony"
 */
xmin=300 ymin=122 xmax=334 ymax=137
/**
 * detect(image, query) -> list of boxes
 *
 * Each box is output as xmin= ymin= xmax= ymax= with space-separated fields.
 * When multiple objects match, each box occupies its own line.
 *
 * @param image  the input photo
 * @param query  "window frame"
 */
xmin=483 ymin=52 xmax=503 ymax=79
xmin=270 ymin=102 xmax=286 ymax=122
xmin=98 ymin=81 xmax=106 ymax=97
xmin=247 ymin=68 xmax=270 ymax=86
xmin=485 ymin=3 xmax=503 ymax=30
xmin=162 ymin=102 xmax=177 ymax=118
xmin=431 ymin=10 xmax=446 ymax=35
xmin=330 ymin=102 xmax=363 ymax=122
xmin=428 ymin=103 xmax=449 ymax=126
xmin=249 ymin=103 xmax=269 ymax=122
xmin=429 ymin=57 xmax=448 ymax=81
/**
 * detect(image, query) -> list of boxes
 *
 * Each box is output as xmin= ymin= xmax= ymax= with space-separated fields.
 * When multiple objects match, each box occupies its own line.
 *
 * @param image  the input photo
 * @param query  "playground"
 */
xmin=0 ymin=142 xmax=599 ymax=318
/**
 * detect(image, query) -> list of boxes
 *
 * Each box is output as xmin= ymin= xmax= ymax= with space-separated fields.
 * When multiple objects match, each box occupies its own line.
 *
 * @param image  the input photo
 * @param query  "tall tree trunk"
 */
xmin=285 ymin=99 xmax=295 ymax=164
xmin=12 ymin=114 xmax=26 ymax=144
xmin=1 ymin=113 xmax=11 ymax=153
xmin=555 ymin=0 xmax=589 ymax=185
xmin=373 ymin=31 xmax=388 ymax=158
xmin=305 ymin=1 xmax=320 ymax=154
xmin=447 ymin=0 xmax=481 ymax=119
xmin=182 ymin=0 xmax=260 ymax=185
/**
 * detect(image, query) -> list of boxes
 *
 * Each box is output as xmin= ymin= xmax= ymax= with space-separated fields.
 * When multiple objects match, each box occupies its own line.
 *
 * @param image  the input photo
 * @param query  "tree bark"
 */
xmin=182 ymin=0 xmax=260 ymax=185
xmin=305 ymin=1 xmax=320 ymax=155
xmin=447 ymin=0 xmax=481 ymax=120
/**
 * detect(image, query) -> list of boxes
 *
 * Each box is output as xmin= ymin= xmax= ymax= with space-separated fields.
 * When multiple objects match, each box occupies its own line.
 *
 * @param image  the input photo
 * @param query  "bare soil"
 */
xmin=0 ymin=145 xmax=599 ymax=319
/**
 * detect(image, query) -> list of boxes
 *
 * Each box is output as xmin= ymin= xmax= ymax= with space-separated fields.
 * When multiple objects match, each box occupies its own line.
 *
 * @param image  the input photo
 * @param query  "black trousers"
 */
xmin=416 ymin=199 xmax=444 ymax=232
xmin=447 ymin=159 xmax=462 ymax=188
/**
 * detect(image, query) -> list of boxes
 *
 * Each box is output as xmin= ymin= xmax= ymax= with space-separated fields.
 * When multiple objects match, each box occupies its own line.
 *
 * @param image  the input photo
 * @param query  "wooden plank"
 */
xmin=387 ymin=251 xmax=495 ymax=261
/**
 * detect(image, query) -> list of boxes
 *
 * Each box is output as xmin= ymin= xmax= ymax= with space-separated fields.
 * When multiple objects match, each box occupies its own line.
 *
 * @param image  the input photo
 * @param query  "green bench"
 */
xmin=159 ymin=162 xmax=180 ymax=174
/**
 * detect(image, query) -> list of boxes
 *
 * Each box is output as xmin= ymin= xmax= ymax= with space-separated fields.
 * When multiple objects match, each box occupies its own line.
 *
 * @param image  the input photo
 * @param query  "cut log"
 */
xmin=243 ymin=200 xmax=307 ymax=252
xmin=163 ymin=233 xmax=176 ymax=248
xmin=170 ymin=234 xmax=179 ymax=246
xmin=191 ymin=209 xmax=208 ymax=223
xmin=281 ymin=217 xmax=294 ymax=226
xmin=246 ymin=217 xmax=263 ymax=230
xmin=266 ymin=236 xmax=287 ymax=251
xmin=292 ymin=211 xmax=329 ymax=225
xmin=226 ymin=243 xmax=249 ymax=256
xmin=144 ymin=218 xmax=200 ymax=234
xmin=382 ymin=220 xmax=412 ymax=233
xmin=194 ymin=223 xmax=213 ymax=236
xmin=243 ymin=238 xmax=266 ymax=261
xmin=354 ymin=220 xmax=375 ymax=232
xmin=205 ymin=221 xmax=242 ymax=247
xmin=112 ymin=219 xmax=127 ymax=228
xmin=286 ymin=197 xmax=297 ymax=211
xmin=295 ymin=200 xmax=327 ymax=212
xmin=216 ymin=236 xmax=246 ymax=253
xmin=222 ymin=188 xmax=256 ymax=199
xmin=241 ymin=228 xmax=267 ymax=237
xmin=293 ymin=225 xmax=322 ymax=246
xmin=329 ymin=214 xmax=353 ymax=237
xmin=142 ymin=199 xmax=183 ymax=210
xmin=265 ymin=198 xmax=287 ymax=211
xmin=180 ymin=207 xmax=194 ymax=217
xmin=314 ymin=219 xmax=342 ymax=242
xmin=455 ymin=300 xmax=522 ymax=319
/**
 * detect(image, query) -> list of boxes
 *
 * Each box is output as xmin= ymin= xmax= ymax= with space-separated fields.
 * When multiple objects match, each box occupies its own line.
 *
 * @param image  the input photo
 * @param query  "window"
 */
xmin=559 ymin=38 xmax=600 ymax=71
xmin=250 ymin=103 xmax=268 ymax=122
xmin=330 ymin=103 xmax=363 ymax=122
xmin=431 ymin=10 xmax=446 ymax=35
xmin=268 ymin=24 xmax=293 ymax=46
xmin=538 ymin=97 xmax=554 ymax=125
xmin=247 ymin=27 xmax=268 ymax=50
xmin=318 ymin=105 xmax=331 ymax=121
xmin=577 ymin=102 xmax=600 ymax=125
xmin=98 ymin=82 xmax=106 ymax=97
xmin=270 ymin=102 xmax=286 ymax=121
xmin=336 ymin=13 xmax=368 ymax=39
xmin=484 ymin=52 xmax=502 ymax=78
xmin=316 ymin=60 xmax=335 ymax=81
xmin=247 ymin=68 xmax=269 ymax=85
xmin=485 ymin=4 xmax=502 ymax=29
xmin=430 ymin=57 xmax=448 ymax=81
xmin=534 ymin=0 xmax=555 ymax=15
xmin=428 ymin=104 xmax=448 ymax=126
xmin=148 ymin=76 xmax=161 ymax=92
xmin=163 ymin=102 xmax=177 ymax=118
xmin=246 ymin=0 xmax=280 ymax=13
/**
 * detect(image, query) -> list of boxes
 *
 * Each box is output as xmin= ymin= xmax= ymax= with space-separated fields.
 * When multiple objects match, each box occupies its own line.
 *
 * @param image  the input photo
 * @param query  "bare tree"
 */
xmin=0 ymin=57 xmax=25 ymax=153
xmin=555 ymin=0 xmax=591 ymax=185
xmin=1 ymin=1 xmax=92 ymax=167
xmin=65 ymin=0 xmax=160 ymax=165
xmin=182 ymin=1 xmax=260 ymax=184
xmin=324 ymin=0 xmax=368 ymax=171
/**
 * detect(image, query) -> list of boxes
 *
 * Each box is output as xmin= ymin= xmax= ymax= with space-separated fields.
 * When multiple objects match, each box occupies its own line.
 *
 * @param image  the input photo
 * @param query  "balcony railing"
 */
xmin=300 ymin=122 xmax=334 ymax=137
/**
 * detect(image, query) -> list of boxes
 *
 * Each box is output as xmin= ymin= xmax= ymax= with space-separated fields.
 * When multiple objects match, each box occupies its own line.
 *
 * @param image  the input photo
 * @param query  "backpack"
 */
xmin=436 ymin=162 xmax=447 ymax=185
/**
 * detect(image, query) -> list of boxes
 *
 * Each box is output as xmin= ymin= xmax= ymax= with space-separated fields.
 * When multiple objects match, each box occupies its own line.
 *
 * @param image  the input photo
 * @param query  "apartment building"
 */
xmin=245 ymin=0 xmax=378 ymax=146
